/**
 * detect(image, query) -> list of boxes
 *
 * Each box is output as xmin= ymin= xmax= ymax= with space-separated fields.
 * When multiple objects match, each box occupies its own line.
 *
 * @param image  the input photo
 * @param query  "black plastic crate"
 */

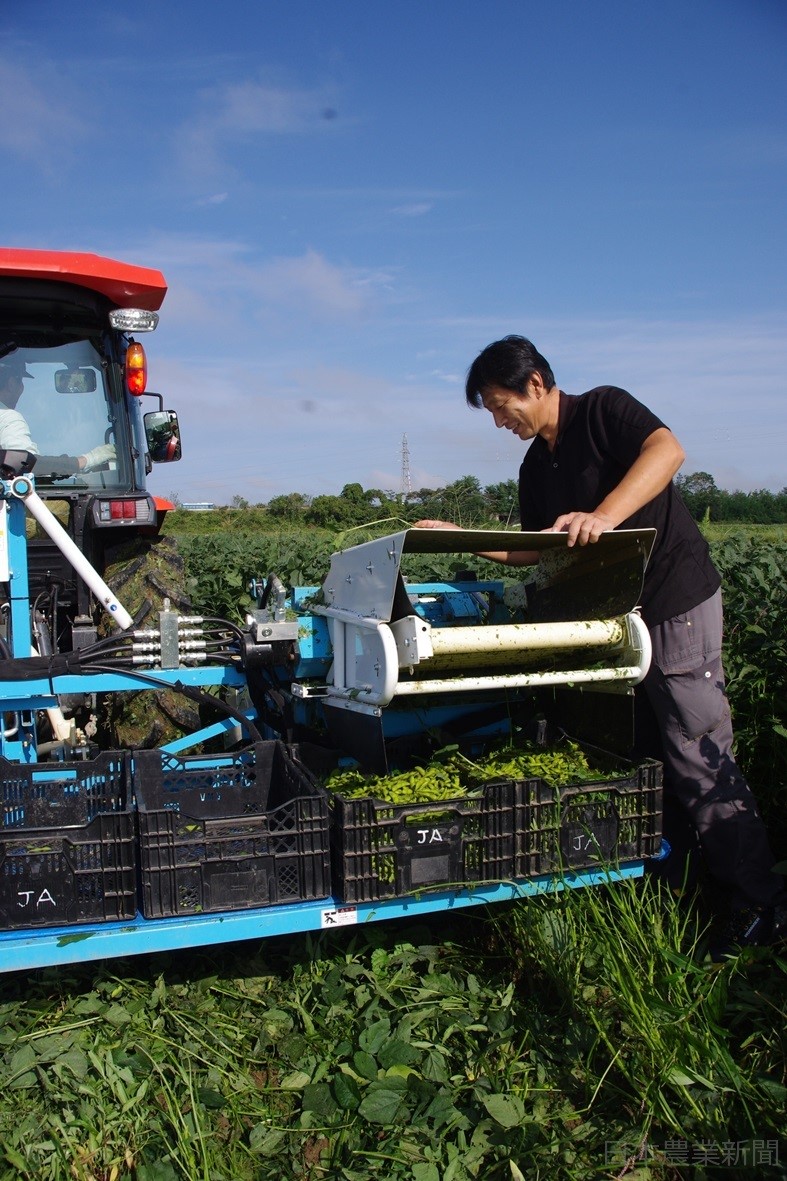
xmin=326 ymin=781 xmax=520 ymax=903
xmin=516 ymin=758 xmax=663 ymax=876
xmin=133 ymin=742 xmax=330 ymax=918
xmin=1 ymin=751 xmax=129 ymax=830
xmin=292 ymin=736 xmax=661 ymax=901
xmin=0 ymin=812 xmax=137 ymax=929
xmin=290 ymin=745 xmax=521 ymax=903
xmin=133 ymin=742 xmax=277 ymax=817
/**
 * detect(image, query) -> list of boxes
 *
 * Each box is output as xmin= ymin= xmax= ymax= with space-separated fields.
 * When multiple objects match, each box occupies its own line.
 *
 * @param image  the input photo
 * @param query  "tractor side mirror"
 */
xmin=144 ymin=409 xmax=182 ymax=463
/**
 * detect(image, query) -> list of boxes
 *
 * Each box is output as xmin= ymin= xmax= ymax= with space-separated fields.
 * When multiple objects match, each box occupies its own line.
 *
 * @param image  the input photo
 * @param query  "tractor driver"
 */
xmin=0 ymin=354 xmax=115 ymax=472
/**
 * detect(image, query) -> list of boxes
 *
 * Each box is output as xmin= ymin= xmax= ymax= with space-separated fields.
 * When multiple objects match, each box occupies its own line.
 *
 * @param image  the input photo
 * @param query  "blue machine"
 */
xmin=0 ymin=485 xmax=660 ymax=974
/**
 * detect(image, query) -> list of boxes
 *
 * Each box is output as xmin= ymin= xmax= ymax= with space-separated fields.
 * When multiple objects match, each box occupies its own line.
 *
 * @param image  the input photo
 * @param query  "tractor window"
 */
xmin=3 ymin=341 xmax=128 ymax=489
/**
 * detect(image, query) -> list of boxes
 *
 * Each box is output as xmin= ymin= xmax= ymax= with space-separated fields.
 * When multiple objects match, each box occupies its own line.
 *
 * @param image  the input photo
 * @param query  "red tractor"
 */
xmin=0 ymin=248 xmax=182 ymax=659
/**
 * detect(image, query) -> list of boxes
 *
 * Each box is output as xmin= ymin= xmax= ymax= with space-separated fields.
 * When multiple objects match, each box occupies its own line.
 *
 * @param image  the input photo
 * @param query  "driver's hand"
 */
xmin=81 ymin=443 xmax=116 ymax=471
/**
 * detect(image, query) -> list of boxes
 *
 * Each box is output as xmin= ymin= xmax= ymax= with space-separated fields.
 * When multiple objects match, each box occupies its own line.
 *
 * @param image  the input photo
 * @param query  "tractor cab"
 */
xmin=0 ymin=249 xmax=182 ymax=646
xmin=0 ymin=250 xmax=180 ymax=504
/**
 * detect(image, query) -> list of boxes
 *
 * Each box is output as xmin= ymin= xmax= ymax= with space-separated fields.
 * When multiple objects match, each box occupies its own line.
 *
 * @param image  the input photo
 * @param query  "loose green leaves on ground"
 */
xmin=0 ymin=888 xmax=785 ymax=1181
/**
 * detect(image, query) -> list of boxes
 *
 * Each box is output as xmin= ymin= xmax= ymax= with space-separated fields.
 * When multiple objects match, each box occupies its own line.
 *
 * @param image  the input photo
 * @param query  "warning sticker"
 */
xmin=321 ymin=906 xmax=358 ymax=928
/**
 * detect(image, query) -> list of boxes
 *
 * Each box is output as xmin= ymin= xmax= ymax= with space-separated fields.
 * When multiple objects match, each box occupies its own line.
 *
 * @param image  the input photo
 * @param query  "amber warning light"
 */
xmin=125 ymin=341 xmax=147 ymax=396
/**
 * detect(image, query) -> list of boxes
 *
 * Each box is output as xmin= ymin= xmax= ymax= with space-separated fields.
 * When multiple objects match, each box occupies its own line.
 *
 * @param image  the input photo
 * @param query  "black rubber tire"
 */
xmin=99 ymin=535 xmax=201 ymax=748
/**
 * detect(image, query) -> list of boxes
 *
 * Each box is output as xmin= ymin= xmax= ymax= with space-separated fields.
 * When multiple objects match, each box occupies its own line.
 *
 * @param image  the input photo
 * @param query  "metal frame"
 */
xmin=306 ymin=528 xmax=654 ymax=713
xmin=0 ymin=863 xmax=644 ymax=974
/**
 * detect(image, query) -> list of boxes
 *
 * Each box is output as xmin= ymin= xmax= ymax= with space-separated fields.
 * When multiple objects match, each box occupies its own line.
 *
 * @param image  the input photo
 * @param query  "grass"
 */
xmin=495 ymin=879 xmax=787 ymax=1163
xmin=703 ymin=522 xmax=787 ymax=544
xmin=0 ymin=884 xmax=785 ymax=1181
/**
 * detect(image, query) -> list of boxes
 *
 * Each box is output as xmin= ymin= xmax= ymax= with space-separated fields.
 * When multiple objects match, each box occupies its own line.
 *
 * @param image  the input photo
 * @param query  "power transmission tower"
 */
xmin=400 ymin=433 xmax=412 ymax=497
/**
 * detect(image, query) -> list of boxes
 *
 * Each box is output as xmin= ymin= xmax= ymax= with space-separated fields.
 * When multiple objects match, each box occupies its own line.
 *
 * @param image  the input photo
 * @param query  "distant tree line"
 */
xmin=674 ymin=473 xmax=787 ymax=523
xmin=169 ymin=472 xmax=787 ymax=532
xmin=181 ymin=477 xmax=521 ymax=531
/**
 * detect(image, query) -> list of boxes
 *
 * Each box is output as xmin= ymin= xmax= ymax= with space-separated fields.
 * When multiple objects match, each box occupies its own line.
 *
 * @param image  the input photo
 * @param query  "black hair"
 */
xmin=465 ymin=335 xmax=556 ymax=407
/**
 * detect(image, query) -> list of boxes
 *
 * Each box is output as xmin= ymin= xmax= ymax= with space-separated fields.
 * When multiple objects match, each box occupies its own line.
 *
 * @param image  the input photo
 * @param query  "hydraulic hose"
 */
xmin=85 ymin=663 xmax=262 ymax=743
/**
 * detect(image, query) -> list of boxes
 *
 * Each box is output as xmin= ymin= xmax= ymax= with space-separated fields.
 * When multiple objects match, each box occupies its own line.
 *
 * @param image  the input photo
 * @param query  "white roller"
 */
xmin=394 ymin=664 xmax=646 ymax=695
xmin=306 ymin=604 xmax=650 ymax=709
xmin=423 ymin=623 xmax=623 ymax=670
xmin=429 ymin=618 xmax=625 ymax=656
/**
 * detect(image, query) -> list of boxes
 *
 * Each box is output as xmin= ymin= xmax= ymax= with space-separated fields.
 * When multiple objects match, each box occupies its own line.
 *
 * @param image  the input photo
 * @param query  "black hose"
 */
xmin=200 ymin=618 xmax=247 ymax=640
xmin=85 ymin=662 xmax=263 ymax=743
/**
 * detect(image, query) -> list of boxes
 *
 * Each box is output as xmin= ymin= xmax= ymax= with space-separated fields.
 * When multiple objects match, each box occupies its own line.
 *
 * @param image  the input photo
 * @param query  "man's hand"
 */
xmin=546 ymin=510 xmax=615 ymax=547
xmin=80 ymin=443 xmax=116 ymax=472
xmin=412 ymin=519 xmax=461 ymax=529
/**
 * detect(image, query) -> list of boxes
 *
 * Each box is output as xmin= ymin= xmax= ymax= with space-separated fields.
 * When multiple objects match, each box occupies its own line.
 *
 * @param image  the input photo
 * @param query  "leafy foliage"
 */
xmin=171 ymin=525 xmax=520 ymax=621
xmin=172 ymin=530 xmax=342 ymax=620
xmin=0 ymin=894 xmax=784 ymax=1181
xmin=709 ymin=534 xmax=787 ymax=852
xmin=164 ymin=473 xmax=520 ymax=537
xmin=170 ymin=473 xmax=787 ymax=527
xmin=0 ymin=930 xmax=558 ymax=1180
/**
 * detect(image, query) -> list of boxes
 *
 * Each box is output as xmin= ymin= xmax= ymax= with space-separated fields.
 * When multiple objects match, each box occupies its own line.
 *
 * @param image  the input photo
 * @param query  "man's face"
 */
xmin=481 ymin=382 xmax=544 ymax=441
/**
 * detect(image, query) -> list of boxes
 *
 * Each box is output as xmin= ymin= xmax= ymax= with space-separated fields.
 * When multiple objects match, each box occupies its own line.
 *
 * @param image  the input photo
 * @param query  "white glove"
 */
xmin=82 ymin=443 xmax=116 ymax=471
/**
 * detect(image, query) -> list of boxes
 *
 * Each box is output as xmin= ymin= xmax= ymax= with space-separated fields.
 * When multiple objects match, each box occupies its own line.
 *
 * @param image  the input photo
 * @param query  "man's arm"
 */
xmin=0 ymin=409 xmax=38 ymax=455
xmin=0 ymin=411 xmax=114 ymax=473
xmin=548 ymin=427 xmax=685 ymax=546
xmin=411 ymin=519 xmax=540 ymax=565
xmin=31 ymin=443 xmax=117 ymax=476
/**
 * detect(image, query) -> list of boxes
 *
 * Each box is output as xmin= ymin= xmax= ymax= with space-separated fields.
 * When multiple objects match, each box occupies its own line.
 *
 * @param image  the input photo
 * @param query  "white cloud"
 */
xmin=249 ymin=250 xmax=369 ymax=319
xmin=391 ymin=202 xmax=433 ymax=218
xmin=217 ymin=80 xmax=334 ymax=134
xmin=193 ymin=192 xmax=230 ymax=207
xmin=122 ymin=234 xmax=395 ymax=329
xmin=174 ymin=75 xmax=342 ymax=181
xmin=0 ymin=58 xmax=86 ymax=167
xmin=119 ymin=260 xmax=787 ymax=503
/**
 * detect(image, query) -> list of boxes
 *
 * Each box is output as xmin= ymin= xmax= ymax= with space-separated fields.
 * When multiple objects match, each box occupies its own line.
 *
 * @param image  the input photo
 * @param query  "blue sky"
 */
xmin=1 ymin=0 xmax=785 ymax=505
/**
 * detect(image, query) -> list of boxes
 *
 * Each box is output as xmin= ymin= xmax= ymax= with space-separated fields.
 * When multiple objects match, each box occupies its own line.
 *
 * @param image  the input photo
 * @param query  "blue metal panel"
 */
xmin=0 ymin=863 xmax=644 ymax=974
xmin=161 ymin=713 xmax=256 ymax=754
xmin=294 ymin=612 xmax=331 ymax=677
xmin=0 ymin=665 xmax=248 ymax=708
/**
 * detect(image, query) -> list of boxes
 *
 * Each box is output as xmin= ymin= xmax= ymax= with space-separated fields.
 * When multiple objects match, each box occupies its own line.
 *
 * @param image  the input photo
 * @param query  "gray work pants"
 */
xmin=641 ymin=589 xmax=781 ymax=911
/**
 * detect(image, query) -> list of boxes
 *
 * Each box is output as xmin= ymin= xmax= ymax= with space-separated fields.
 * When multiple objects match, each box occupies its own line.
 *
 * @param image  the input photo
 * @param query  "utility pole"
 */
xmin=400 ymin=433 xmax=412 ymax=498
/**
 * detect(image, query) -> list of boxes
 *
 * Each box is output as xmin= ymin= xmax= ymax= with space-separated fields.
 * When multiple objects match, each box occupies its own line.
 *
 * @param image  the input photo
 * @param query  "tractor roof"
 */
xmin=0 ymin=249 xmax=167 ymax=311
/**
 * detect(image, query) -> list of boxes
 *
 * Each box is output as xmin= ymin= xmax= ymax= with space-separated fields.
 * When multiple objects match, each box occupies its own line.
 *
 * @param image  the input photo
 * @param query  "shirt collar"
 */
xmin=535 ymin=390 xmax=574 ymax=456
xmin=556 ymin=390 xmax=577 ymax=442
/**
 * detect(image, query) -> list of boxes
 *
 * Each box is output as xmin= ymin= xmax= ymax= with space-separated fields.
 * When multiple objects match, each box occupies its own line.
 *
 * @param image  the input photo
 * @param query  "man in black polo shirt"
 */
xmin=418 ymin=334 xmax=784 ymax=956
